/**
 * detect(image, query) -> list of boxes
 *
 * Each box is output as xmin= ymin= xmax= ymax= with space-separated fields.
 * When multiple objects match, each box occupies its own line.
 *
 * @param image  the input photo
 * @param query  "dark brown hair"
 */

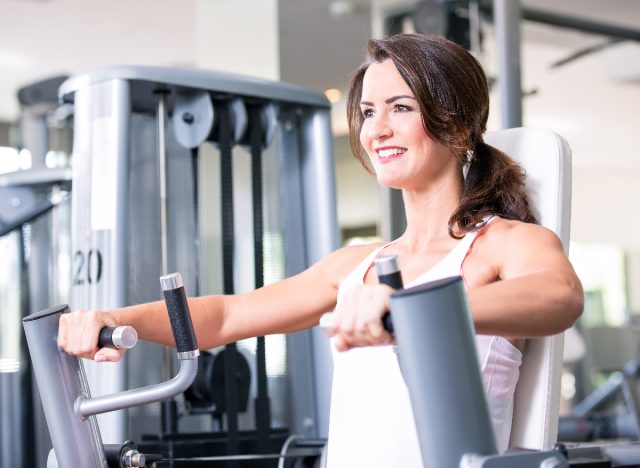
xmin=347 ymin=34 xmax=536 ymax=237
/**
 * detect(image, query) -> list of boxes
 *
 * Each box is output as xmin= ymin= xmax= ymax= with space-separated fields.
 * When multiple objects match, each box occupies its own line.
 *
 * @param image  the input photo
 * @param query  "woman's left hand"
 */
xmin=329 ymin=284 xmax=396 ymax=351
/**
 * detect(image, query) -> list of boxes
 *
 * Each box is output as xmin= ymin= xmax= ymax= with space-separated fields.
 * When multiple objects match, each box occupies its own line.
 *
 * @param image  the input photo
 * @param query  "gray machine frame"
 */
xmin=58 ymin=65 xmax=338 ymax=441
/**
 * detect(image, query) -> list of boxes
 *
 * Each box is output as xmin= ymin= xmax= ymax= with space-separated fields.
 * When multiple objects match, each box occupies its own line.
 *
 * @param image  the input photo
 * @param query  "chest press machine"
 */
xmin=22 ymin=65 xmax=338 ymax=467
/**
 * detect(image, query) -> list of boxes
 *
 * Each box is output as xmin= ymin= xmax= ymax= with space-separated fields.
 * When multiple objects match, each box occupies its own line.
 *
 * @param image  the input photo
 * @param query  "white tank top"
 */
xmin=326 ymin=225 xmax=523 ymax=467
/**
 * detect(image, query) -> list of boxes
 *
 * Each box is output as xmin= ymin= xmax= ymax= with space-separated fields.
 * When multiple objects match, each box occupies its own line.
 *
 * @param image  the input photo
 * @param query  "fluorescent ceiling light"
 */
xmin=324 ymin=88 xmax=342 ymax=103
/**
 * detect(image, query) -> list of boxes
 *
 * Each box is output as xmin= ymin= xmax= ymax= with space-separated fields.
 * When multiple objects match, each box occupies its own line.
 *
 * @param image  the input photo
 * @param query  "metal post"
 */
xmin=24 ymin=110 xmax=54 ymax=468
xmin=280 ymin=111 xmax=321 ymax=438
xmin=23 ymin=305 xmax=108 ymax=468
xmin=20 ymin=107 xmax=49 ymax=169
xmin=70 ymin=78 xmax=131 ymax=444
xmin=157 ymin=92 xmax=169 ymax=279
xmin=300 ymin=109 xmax=339 ymax=437
xmin=379 ymin=187 xmax=406 ymax=242
xmin=494 ymin=0 xmax=523 ymax=128
xmin=18 ymin=97 xmax=54 ymax=468
xmin=0 ymin=370 xmax=26 ymax=468
xmin=469 ymin=0 xmax=482 ymax=56
xmin=156 ymin=91 xmax=178 ymax=432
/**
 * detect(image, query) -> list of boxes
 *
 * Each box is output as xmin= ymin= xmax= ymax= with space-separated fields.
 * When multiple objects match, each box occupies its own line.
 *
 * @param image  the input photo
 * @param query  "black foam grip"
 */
xmin=162 ymin=286 xmax=198 ymax=352
xmin=379 ymin=271 xmax=403 ymax=334
xmin=382 ymin=312 xmax=394 ymax=334
xmin=98 ymin=327 xmax=116 ymax=349
xmin=378 ymin=271 xmax=403 ymax=290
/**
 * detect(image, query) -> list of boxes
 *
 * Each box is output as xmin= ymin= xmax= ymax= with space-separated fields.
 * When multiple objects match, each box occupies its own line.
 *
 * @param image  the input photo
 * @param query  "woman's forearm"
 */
xmin=110 ymin=283 xmax=331 ymax=350
xmin=109 ymin=295 xmax=228 ymax=349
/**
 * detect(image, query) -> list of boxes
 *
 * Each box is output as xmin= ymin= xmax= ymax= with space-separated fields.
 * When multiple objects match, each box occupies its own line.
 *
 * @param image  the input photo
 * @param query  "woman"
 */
xmin=58 ymin=34 xmax=583 ymax=466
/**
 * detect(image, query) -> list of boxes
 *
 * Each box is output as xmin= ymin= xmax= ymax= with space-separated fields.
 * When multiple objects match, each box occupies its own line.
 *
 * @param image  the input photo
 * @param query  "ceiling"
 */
xmin=0 ymin=0 xmax=639 ymax=170
xmin=279 ymin=0 xmax=640 ymax=90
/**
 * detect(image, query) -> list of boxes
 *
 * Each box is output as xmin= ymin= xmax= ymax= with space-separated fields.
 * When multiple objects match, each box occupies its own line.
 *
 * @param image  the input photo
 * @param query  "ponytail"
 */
xmin=448 ymin=139 xmax=537 ymax=238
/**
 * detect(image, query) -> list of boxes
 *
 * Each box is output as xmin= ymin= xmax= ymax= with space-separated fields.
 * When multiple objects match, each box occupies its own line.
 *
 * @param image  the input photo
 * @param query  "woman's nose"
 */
xmin=367 ymin=113 xmax=392 ymax=140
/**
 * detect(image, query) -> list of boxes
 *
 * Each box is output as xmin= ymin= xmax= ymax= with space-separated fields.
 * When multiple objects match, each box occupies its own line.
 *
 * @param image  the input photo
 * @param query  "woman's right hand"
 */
xmin=57 ymin=309 xmax=126 ymax=362
xmin=330 ymin=284 xmax=395 ymax=352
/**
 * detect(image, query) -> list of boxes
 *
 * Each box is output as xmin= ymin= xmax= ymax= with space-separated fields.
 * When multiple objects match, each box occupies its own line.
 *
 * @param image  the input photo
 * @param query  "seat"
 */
xmin=484 ymin=127 xmax=573 ymax=450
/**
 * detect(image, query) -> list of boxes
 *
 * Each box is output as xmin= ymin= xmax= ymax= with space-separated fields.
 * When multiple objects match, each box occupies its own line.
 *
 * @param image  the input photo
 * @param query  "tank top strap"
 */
xmin=451 ymin=215 xmax=498 ymax=267
xmin=337 ymin=240 xmax=397 ymax=303
xmin=459 ymin=215 xmax=499 ymax=286
xmin=447 ymin=229 xmax=479 ymax=268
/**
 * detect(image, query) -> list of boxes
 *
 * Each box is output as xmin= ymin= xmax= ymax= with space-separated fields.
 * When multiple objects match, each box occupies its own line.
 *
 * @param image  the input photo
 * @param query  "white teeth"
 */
xmin=377 ymin=148 xmax=406 ymax=158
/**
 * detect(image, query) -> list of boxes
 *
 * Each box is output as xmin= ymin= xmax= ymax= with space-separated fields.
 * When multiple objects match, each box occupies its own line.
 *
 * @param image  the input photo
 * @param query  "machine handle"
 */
xmin=375 ymin=255 xmax=404 ymax=333
xmin=160 ymin=273 xmax=199 ymax=355
xmin=98 ymin=326 xmax=138 ymax=349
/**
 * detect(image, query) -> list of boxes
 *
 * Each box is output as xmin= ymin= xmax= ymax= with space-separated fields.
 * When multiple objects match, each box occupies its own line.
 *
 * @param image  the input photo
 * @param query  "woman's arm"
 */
xmin=465 ymin=219 xmax=584 ymax=337
xmin=330 ymin=220 xmax=583 ymax=351
xmin=58 ymin=244 xmax=377 ymax=361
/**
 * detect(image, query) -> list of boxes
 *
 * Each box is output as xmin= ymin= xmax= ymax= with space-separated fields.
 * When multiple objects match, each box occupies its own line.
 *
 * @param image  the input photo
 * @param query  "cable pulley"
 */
xmin=172 ymin=90 xmax=215 ymax=149
xmin=239 ymin=102 xmax=278 ymax=151
xmin=210 ymin=97 xmax=247 ymax=147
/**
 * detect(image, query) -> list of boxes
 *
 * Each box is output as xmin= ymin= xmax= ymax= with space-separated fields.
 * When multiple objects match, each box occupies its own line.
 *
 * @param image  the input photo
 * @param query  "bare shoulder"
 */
xmin=315 ymin=242 xmax=384 ymax=288
xmin=482 ymin=217 xmax=563 ymax=248
xmin=464 ymin=218 xmax=563 ymax=283
xmin=470 ymin=217 xmax=570 ymax=281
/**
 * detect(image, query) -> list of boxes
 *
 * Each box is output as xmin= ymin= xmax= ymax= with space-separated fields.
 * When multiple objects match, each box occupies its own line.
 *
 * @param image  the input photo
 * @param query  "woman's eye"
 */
xmin=361 ymin=108 xmax=374 ymax=118
xmin=395 ymin=104 xmax=413 ymax=112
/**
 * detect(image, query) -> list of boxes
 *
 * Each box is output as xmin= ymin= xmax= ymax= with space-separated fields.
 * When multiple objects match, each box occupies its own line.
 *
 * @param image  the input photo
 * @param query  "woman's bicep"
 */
xmin=500 ymin=224 xmax=583 ymax=322
xmin=468 ymin=222 xmax=583 ymax=336
xmin=499 ymin=224 xmax=578 ymax=283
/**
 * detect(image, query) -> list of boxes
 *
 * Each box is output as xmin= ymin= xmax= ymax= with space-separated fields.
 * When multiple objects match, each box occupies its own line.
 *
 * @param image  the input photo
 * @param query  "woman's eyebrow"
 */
xmin=386 ymin=95 xmax=416 ymax=103
xmin=360 ymin=95 xmax=417 ymax=106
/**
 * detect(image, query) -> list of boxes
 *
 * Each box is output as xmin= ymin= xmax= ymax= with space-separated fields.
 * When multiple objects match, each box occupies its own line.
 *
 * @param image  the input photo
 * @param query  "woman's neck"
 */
xmin=398 ymin=174 xmax=463 ymax=253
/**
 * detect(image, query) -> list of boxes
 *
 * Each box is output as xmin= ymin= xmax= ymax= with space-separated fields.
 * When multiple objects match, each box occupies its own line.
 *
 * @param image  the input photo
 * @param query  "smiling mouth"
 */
xmin=376 ymin=148 xmax=406 ymax=159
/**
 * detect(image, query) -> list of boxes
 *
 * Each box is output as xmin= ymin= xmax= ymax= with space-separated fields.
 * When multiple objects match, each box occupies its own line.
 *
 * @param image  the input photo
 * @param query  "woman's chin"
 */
xmin=375 ymin=174 xmax=404 ymax=190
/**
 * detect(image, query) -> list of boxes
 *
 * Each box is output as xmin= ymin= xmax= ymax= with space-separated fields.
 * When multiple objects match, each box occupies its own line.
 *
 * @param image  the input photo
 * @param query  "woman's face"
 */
xmin=359 ymin=59 xmax=457 ymax=191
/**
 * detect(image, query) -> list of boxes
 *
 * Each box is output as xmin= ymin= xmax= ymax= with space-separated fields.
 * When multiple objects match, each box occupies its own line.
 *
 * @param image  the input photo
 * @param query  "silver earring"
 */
xmin=463 ymin=149 xmax=473 ymax=178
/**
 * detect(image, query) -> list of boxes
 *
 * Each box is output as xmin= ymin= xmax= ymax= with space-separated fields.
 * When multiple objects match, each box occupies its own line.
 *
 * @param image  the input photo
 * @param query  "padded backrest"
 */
xmin=484 ymin=127 xmax=572 ymax=450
